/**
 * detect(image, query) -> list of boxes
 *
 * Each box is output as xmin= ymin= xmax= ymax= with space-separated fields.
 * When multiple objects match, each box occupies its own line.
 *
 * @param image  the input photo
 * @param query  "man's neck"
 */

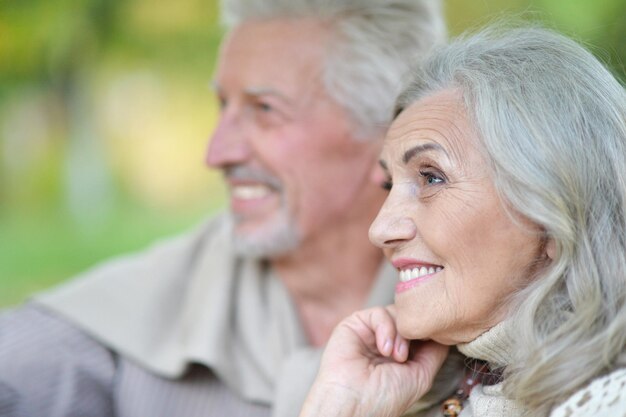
xmin=271 ymin=220 xmax=385 ymax=347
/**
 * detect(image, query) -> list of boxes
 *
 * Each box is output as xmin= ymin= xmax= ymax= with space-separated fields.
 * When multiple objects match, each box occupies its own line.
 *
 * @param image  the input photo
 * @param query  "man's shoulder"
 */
xmin=26 ymin=211 xmax=241 ymax=379
xmin=0 ymin=304 xmax=117 ymax=416
xmin=36 ymin=212 xmax=234 ymax=301
xmin=95 ymin=212 xmax=234 ymax=272
xmin=0 ymin=304 xmax=116 ymax=373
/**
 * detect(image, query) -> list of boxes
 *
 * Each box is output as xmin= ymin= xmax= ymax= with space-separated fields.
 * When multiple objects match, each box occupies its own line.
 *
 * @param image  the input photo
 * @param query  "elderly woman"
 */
xmin=298 ymin=26 xmax=626 ymax=417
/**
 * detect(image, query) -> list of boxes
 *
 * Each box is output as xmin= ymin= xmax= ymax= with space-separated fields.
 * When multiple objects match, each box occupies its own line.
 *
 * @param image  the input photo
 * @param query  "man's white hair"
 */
xmin=220 ymin=0 xmax=446 ymax=139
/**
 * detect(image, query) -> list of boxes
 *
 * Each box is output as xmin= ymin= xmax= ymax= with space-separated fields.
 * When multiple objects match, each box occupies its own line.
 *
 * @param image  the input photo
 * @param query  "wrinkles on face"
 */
xmin=370 ymin=89 xmax=546 ymax=344
xmin=210 ymin=17 xmax=385 ymax=258
xmin=383 ymin=122 xmax=490 ymax=207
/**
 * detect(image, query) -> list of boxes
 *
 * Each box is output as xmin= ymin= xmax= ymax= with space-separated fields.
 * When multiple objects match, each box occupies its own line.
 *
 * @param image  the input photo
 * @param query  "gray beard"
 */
xmin=231 ymin=210 xmax=301 ymax=259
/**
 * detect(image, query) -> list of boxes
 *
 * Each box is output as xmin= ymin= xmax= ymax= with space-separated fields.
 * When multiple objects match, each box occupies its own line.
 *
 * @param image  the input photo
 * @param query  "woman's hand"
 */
xmin=299 ymin=306 xmax=449 ymax=417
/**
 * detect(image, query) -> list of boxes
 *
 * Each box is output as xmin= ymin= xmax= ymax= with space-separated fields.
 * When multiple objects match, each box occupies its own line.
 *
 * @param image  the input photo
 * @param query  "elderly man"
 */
xmin=0 ymin=1 xmax=445 ymax=416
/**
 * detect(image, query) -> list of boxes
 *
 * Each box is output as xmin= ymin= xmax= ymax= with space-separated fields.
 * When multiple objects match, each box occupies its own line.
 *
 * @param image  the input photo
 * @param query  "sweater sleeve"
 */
xmin=0 ymin=304 xmax=117 ymax=417
xmin=549 ymin=368 xmax=626 ymax=416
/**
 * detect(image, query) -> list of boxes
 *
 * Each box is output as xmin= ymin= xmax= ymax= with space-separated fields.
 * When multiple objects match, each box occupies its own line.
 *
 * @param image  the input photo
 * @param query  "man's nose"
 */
xmin=369 ymin=198 xmax=417 ymax=249
xmin=205 ymin=113 xmax=251 ymax=168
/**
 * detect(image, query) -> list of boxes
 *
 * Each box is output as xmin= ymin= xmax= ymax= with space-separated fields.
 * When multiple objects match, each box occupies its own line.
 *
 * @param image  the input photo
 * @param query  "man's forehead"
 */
xmin=214 ymin=19 xmax=331 ymax=102
xmin=243 ymin=86 xmax=285 ymax=98
xmin=222 ymin=17 xmax=330 ymax=58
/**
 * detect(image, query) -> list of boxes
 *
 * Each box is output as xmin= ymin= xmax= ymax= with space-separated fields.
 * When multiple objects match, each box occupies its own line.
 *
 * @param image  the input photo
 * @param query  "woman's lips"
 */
xmin=392 ymin=258 xmax=444 ymax=293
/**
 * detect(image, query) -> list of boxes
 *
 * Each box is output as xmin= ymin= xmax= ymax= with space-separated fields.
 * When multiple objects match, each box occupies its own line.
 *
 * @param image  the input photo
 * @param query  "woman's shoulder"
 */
xmin=550 ymin=367 xmax=626 ymax=416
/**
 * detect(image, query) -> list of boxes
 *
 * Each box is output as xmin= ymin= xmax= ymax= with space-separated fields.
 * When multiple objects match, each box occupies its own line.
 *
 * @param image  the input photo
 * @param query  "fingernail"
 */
xmin=383 ymin=339 xmax=393 ymax=355
xmin=397 ymin=342 xmax=406 ymax=357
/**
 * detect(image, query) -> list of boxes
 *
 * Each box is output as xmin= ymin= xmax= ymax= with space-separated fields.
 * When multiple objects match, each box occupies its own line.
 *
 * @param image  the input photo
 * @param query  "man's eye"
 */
xmin=381 ymin=180 xmax=393 ymax=191
xmin=256 ymin=102 xmax=273 ymax=112
xmin=218 ymin=96 xmax=227 ymax=110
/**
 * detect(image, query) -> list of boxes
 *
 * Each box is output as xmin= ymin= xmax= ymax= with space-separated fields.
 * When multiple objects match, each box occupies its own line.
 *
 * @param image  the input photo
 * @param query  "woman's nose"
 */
xmin=369 ymin=198 xmax=417 ymax=249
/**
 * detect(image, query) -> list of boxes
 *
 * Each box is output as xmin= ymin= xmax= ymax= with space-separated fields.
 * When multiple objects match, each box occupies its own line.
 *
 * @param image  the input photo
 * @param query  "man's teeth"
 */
xmin=399 ymin=266 xmax=443 ymax=282
xmin=231 ymin=185 xmax=271 ymax=200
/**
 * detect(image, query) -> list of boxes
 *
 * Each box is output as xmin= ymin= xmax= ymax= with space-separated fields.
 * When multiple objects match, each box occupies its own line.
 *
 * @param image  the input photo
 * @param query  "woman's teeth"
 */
xmin=399 ymin=266 xmax=442 ymax=282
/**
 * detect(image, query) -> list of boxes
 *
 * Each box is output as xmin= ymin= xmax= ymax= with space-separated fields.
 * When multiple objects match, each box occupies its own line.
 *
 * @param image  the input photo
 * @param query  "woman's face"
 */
xmin=369 ymin=89 xmax=546 ymax=345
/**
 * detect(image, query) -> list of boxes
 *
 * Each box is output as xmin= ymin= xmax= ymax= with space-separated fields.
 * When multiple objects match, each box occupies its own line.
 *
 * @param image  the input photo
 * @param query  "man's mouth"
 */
xmin=231 ymin=184 xmax=273 ymax=200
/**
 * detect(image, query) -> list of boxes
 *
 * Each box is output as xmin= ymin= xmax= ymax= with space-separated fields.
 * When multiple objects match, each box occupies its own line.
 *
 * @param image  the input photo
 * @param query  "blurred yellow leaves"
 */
xmin=99 ymin=70 xmax=225 ymax=209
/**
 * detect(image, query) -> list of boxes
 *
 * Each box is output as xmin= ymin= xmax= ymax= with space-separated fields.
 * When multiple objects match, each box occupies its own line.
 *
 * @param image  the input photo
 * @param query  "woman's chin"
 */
xmin=395 ymin=313 xmax=431 ymax=341
xmin=395 ymin=314 xmax=459 ymax=345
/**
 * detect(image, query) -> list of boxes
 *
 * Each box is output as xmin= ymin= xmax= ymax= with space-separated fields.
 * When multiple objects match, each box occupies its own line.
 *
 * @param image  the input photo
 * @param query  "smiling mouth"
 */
xmin=231 ymin=184 xmax=273 ymax=200
xmin=398 ymin=265 xmax=443 ymax=282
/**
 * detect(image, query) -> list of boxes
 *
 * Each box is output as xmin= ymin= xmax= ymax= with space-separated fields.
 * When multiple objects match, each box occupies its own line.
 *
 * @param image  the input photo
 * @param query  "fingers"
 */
xmin=393 ymin=333 xmax=410 ymax=362
xmin=375 ymin=305 xmax=411 ymax=361
xmin=367 ymin=307 xmax=395 ymax=357
xmin=334 ymin=306 xmax=414 ymax=363
xmin=360 ymin=306 xmax=410 ymax=363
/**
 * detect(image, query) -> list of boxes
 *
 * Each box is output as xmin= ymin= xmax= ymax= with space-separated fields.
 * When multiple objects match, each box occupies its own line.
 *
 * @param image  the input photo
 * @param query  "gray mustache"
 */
xmin=224 ymin=166 xmax=283 ymax=190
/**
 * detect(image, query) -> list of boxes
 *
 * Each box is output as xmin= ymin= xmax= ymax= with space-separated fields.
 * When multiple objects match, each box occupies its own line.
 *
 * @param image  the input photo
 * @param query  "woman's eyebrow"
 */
xmin=402 ymin=143 xmax=448 ymax=164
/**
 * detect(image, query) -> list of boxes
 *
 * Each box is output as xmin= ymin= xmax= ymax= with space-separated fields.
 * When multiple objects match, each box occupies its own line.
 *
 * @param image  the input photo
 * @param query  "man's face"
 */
xmin=206 ymin=18 xmax=382 ymax=257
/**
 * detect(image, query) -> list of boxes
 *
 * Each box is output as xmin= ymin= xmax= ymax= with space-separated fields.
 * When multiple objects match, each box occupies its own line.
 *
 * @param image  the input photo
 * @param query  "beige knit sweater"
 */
xmin=453 ymin=322 xmax=626 ymax=416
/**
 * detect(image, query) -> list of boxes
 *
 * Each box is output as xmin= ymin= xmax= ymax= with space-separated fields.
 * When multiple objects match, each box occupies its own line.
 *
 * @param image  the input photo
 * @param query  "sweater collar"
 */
xmin=456 ymin=319 xmax=515 ymax=369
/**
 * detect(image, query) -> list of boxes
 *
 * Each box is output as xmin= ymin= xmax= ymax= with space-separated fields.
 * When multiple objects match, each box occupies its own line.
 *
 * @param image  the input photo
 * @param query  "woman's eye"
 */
xmin=420 ymin=170 xmax=445 ymax=185
xmin=381 ymin=180 xmax=393 ymax=191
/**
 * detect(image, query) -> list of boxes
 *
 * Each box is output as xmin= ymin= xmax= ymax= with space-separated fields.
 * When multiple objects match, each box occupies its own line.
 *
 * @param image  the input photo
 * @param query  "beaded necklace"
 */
xmin=441 ymin=359 xmax=502 ymax=416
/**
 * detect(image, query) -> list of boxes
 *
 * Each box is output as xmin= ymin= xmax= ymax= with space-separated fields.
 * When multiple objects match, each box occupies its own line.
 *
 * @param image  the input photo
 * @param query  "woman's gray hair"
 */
xmin=397 ymin=26 xmax=626 ymax=415
xmin=220 ymin=0 xmax=446 ymax=139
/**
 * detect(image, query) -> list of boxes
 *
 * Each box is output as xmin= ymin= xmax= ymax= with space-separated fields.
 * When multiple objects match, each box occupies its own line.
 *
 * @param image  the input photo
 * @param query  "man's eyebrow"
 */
xmin=209 ymin=83 xmax=291 ymax=102
xmin=379 ymin=159 xmax=388 ymax=171
xmin=402 ymin=143 xmax=448 ymax=164
xmin=244 ymin=86 xmax=292 ymax=103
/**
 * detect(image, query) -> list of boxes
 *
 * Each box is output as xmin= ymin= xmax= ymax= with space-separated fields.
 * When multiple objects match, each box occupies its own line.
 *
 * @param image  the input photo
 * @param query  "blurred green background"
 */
xmin=1 ymin=0 xmax=625 ymax=307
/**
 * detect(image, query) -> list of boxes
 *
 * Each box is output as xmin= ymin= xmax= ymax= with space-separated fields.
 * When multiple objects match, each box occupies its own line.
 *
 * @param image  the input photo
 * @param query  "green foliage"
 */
xmin=0 ymin=200 xmax=221 ymax=307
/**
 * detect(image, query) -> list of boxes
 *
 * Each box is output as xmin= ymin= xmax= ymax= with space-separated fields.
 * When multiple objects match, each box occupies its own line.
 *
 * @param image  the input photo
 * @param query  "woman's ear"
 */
xmin=545 ymin=238 xmax=556 ymax=260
